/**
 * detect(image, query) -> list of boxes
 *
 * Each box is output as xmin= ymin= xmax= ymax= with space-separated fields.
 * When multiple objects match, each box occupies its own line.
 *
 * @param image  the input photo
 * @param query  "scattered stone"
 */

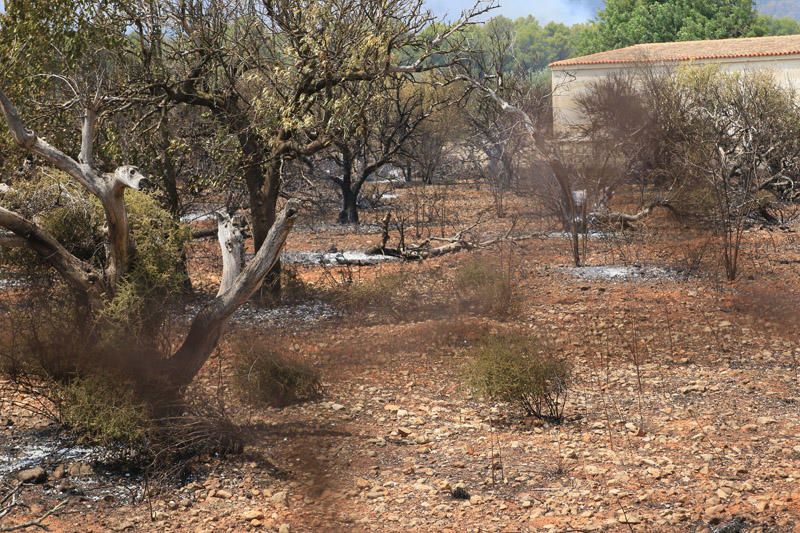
xmin=242 ymin=509 xmax=265 ymax=521
xmin=16 ymin=466 xmax=46 ymax=483
xmin=271 ymin=490 xmax=288 ymax=507
xmin=50 ymin=464 xmax=65 ymax=480
xmin=67 ymin=462 xmax=94 ymax=477
xmin=617 ymin=512 xmax=642 ymax=524
xmin=214 ymin=489 xmax=233 ymax=499
xmin=111 ymin=520 xmax=136 ymax=531
xmin=278 ymin=524 xmax=291 ymax=533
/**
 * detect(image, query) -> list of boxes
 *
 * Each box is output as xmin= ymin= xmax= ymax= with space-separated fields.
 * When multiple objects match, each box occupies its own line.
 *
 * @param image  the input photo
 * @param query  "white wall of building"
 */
xmin=551 ymin=54 xmax=800 ymax=135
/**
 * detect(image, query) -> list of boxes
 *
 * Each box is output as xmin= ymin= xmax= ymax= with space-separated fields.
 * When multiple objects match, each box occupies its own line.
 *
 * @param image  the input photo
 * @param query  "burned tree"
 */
xmin=125 ymin=0 xmax=494 ymax=291
xmin=329 ymin=78 xmax=449 ymax=223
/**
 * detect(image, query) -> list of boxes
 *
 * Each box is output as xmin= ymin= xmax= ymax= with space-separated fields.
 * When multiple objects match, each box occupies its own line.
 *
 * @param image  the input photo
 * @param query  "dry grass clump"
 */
xmin=464 ymin=333 xmax=571 ymax=423
xmin=233 ymin=340 xmax=323 ymax=408
xmin=328 ymin=269 xmax=413 ymax=317
xmin=454 ymin=254 xmax=518 ymax=318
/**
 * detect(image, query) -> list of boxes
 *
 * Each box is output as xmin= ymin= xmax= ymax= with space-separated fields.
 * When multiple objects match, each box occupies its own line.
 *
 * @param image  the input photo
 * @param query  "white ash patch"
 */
xmin=229 ymin=300 xmax=337 ymax=326
xmin=0 ymin=431 xmax=99 ymax=480
xmin=0 ymin=272 xmax=28 ymax=291
xmin=545 ymin=231 xmax=614 ymax=240
xmin=180 ymin=211 xmax=218 ymax=223
xmin=283 ymin=250 xmax=400 ymax=266
xmin=562 ymin=265 xmax=685 ymax=282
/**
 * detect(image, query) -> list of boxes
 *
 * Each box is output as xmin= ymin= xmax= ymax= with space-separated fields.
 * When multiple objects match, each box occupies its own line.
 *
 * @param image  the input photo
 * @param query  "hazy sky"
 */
xmin=425 ymin=0 xmax=603 ymax=25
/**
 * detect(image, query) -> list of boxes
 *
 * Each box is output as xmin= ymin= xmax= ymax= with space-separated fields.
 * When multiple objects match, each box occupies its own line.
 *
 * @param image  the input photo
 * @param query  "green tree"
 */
xmin=583 ymin=0 xmax=759 ymax=53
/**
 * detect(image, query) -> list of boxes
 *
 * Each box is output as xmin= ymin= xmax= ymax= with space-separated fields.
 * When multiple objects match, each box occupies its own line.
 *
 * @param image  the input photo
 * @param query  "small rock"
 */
xmin=355 ymin=478 xmax=370 ymax=490
xmin=214 ymin=489 xmax=233 ymax=499
xmin=435 ymin=479 xmax=451 ymax=491
xmin=271 ymin=490 xmax=288 ymax=506
xmin=67 ymin=462 xmax=94 ymax=477
xmin=242 ymin=509 xmax=265 ymax=521
xmin=331 ymin=403 xmax=345 ymax=411
xmin=16 ymin=466 xmax=46 ymax=484
xmin=50 ymin=464 xmax=66 ymax=480
xmin=617 ymin=512 xmax=642 ymax=524
xmin=278 ymin=524 xmax=291 ymax=533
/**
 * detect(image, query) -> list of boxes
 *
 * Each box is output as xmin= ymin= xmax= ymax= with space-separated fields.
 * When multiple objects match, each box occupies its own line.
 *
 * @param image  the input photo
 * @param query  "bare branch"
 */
xmin=0 ymin=207 xmax=104 ymax=303
xmin=0 ymin=87 xmax=103 ymax=196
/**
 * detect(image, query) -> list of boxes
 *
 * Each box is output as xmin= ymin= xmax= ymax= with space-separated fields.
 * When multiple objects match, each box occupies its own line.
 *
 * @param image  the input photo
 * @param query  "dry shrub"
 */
xmin=454 ymin=253 xmax=518 ymax=318
xmin=464 ymin=333 xmax=571 ymax=423
xmin=333 ymin=270 xmax=410 ymax=312
xmin=233 ymin=340 xmax=323 ymax=408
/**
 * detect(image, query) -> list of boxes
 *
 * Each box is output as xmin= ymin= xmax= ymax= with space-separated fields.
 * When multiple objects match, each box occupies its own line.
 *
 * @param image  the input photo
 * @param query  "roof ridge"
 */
xmin=551 ymin=34 xmax=800 ymax=68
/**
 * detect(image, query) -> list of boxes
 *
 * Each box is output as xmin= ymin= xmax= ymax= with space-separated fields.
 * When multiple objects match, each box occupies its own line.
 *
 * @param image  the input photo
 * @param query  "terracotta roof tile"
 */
xmin=550 ymin=34 xmax=800 ymax=68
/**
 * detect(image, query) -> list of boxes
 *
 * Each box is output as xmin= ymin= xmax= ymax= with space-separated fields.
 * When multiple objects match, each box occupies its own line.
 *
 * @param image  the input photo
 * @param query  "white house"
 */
xmin=550 ymin=34 xmax=800 ymax=134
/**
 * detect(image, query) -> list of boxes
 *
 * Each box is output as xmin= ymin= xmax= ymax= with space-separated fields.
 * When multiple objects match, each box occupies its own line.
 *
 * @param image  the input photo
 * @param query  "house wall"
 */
xmin=551 ymin=54 xmax=800 ymax=135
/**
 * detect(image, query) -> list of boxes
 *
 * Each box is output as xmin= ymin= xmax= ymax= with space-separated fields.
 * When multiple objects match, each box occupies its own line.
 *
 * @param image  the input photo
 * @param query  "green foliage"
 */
xmin=464 ymin=333 xmax=571 ymax=423
xmin=233 ymin=341 xmax=323 ymax=408
xmin=578 ymin=0 xmax=800 ymax=54
xmin=59 ymin=375 xmax=148 ymax=447
xmin=1 ymin=171 xmax=189 ymax=342
xmin=753 ymin=13 xmax=800 ymax=35
xmin=97 ymin=190 xmax=190 ymax=340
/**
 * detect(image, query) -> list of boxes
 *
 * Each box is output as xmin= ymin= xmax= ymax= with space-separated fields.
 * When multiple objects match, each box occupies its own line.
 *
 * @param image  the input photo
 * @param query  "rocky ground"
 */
xmin=2 ymin=182 xmax=800 ymax=532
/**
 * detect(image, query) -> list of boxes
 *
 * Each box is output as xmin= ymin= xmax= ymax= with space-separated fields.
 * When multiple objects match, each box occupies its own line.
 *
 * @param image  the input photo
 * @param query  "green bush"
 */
xmin=464 ymin=333 xmax=571 ymax=423
xmin=234 ymin=342 xmax=323 ymax=408
xmin=454 ymin=255 xmax=517 ymax=318
xmin=59 ymin=376 xmax=148 ymax=447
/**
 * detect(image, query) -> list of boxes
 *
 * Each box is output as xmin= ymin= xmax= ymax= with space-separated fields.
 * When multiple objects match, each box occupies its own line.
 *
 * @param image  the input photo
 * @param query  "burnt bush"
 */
xmin=233 ymin=340 xmax=323 ymax=408
xmin=464 ymin=333 xmax=571 ymax=423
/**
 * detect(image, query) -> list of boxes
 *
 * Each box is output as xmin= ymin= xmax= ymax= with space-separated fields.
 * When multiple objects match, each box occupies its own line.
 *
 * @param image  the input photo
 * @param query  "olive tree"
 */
xmin=0 ymin=87 xmax=298 ymax=393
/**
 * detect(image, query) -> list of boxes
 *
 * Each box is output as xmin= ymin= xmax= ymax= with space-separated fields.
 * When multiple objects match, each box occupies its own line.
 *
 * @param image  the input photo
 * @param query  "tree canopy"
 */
xmin=580 ymin=0 xmax=798 ymax=54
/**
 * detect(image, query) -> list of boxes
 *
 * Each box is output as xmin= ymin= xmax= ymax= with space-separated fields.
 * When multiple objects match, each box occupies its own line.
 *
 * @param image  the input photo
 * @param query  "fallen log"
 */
xmin=589 ymin=200 xmax=671 ymax=230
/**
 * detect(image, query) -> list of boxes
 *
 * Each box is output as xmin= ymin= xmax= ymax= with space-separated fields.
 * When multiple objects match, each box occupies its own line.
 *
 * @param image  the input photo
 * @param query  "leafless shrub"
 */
xmin=232 ymin=340 xmax=323 ymax=408
xmin=454 ymin=250 xmax=518 ymax=319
